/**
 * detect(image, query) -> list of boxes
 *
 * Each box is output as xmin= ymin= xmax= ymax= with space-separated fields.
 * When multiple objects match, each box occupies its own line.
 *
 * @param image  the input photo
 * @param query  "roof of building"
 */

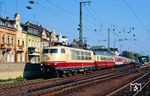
xmin=0 ymin=16 xmax=16 ymax=31
xmin=25 ymin=21 xmax=44 ymax=33
xmin=0 ymin=17 xmax=15 ymax=24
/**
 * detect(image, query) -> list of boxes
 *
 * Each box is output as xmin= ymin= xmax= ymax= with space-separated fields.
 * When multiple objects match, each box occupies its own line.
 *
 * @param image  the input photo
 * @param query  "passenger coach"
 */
xmin=94 ymin=51 xmax=115 ymax=69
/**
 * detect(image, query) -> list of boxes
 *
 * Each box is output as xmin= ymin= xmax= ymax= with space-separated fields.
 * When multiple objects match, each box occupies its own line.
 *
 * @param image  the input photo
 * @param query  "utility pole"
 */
xmin=79 ymin=0 xmax=91 ymax=47
xmin=79 ymin=0 xmax=83 ymax=46
xmin=108 ymin=28 xmax=110 ymax=51
xmin=113 ymin=40 xmax=115 ymax=48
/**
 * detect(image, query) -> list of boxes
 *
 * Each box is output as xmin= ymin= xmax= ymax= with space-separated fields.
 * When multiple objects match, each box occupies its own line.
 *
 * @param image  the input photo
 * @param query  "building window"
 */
xmin=11 ymin=37 xmax=13 ymax=46
xmin=6 ymin=23 xmax=11 ymax=28
xmin=16 ymin=25 xmax=18 ymax=29
xmin=2 ymin=36 xmax=5 ymax=44
xmin=22 ymin=41 xmax=24 ymax=46
xmin=18 ymin=40 xmax=20 ymax=46
xmin=28 ymin=28 xmax=33 ymax=33
xmin=8 ymin=36 xmax=10 ymax=44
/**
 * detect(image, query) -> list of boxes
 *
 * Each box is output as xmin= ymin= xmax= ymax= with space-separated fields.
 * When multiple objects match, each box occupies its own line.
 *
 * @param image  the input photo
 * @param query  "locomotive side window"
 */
xmin=81 ymin=52 xmax=85 ymax=60
xmin=61 ymin=49 xmax=65 ymax=53
xmin=71 ymin=50 xmax=78 ymax=60
xmin=71 ymin=50 xmax=92 ymax=60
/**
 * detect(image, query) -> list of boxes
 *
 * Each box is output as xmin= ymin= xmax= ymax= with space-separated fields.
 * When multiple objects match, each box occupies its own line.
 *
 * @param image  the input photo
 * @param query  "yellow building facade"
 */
xmin=22 ymin=22 xmax=42 ymax=63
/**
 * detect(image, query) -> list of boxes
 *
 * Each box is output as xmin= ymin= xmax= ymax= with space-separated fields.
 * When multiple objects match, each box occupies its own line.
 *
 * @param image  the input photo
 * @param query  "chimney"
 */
xmin=6 ymin=16 xmax=10 ymax=20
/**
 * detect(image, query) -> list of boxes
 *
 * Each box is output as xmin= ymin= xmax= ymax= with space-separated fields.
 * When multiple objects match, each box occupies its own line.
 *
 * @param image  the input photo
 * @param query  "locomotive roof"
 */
xmin=44 ymin=45 xmax=92 ymax=52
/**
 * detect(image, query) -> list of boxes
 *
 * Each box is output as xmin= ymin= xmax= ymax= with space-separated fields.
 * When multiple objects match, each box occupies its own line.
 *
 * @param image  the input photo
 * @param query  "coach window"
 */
xmin=81 ymin=56 xmax=84 ymax=60
xmin=61 ymin=49 xmax=65 ymax=53
xmin=77 ymin=51 xmax=80 ymax=55
xmin=81 ymin=52 xmax=84 ymax=55
xmin=97 ymin=56 xmax=99 ymax=60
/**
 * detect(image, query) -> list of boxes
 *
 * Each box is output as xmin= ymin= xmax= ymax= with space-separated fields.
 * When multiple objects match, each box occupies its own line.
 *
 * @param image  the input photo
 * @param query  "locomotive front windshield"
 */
xmin=43 ymin=49 xmax=58 ymax=54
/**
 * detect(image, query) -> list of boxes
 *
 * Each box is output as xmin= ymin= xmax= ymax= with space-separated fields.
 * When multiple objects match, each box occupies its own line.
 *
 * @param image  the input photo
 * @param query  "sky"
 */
xmin=0 ymin=0 xmax=150 ymax=55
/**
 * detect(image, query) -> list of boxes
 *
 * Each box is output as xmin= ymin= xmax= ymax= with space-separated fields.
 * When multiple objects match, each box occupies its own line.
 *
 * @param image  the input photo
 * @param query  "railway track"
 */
xmin=0 ymin=64 xmax=142 ymax=96
xmin=106 ymin=67 xmax=150 ymax=96
xmin=43 ymin=66 xmax=149 ymax=96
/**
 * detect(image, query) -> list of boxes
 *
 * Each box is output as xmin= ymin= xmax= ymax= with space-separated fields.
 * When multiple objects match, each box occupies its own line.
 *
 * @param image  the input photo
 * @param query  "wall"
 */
xmin=0 ymin=63 xmax=42 ymax=79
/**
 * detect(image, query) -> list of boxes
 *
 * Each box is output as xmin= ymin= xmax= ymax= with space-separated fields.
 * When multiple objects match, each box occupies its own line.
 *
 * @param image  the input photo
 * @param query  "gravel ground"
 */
xmin=65 ymin=72 xmax=143 ymax=96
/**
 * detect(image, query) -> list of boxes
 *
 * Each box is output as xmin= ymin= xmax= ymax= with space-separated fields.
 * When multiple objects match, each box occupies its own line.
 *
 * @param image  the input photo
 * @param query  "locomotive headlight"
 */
xmin=54 ymin=63 xmax=57 ymax=65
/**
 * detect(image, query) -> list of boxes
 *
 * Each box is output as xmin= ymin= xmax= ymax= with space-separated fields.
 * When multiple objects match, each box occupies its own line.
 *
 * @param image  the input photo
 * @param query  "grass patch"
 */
xmin=0 ymin=76 xmax=26 ymax=83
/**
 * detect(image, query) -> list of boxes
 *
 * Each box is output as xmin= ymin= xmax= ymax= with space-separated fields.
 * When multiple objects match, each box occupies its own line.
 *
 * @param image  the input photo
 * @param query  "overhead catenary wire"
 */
xmin=84 ymin=4 xmax=126 ymax=43
xmin=42 ymin=0 xmax=105 ymax=40
xmin=36 ymin=1 xmax=81 ymax=37
xmin=30 ymin=1 xmax=80 ymax=38
xmin=0 ymin=5 xmax=78 ymax=38
xmin=44 ymin=0 xmax=79 ymax=17
xmin=35 ymin=2 xmax=77 ymax=24
xmin=137 ymin=0 xmax=150 ymax=27
xmin=122 ymin=0 xmax=150 ymax=34
xmin=43 ymin=0 xmax=104 ymax=31
xmin=87 ymin=5 xmax=106 ymax=28
xmin=82 ymin=9 xmax=103 ymax=29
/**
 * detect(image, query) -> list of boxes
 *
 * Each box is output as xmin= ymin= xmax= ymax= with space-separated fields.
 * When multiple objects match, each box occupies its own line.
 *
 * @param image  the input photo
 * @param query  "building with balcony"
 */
xmin=0 ymin=13 xmax=68 ymax=64
xmin=14 ymin=13 xmax=27 ymax=63
xmin=0 ymin=16 xmax=16 ymax=63
xmin=22 ymin=21 xmax=42 ymax=64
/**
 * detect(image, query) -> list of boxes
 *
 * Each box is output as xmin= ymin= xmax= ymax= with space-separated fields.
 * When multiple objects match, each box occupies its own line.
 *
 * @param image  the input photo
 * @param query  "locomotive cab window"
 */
xmin=43 ymin=49 xmax=58 ymax=54
xmin=61 ymin=49 xmax=65 ymax=53
xmin=43 ymin=49 xmax=48 ymax=54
